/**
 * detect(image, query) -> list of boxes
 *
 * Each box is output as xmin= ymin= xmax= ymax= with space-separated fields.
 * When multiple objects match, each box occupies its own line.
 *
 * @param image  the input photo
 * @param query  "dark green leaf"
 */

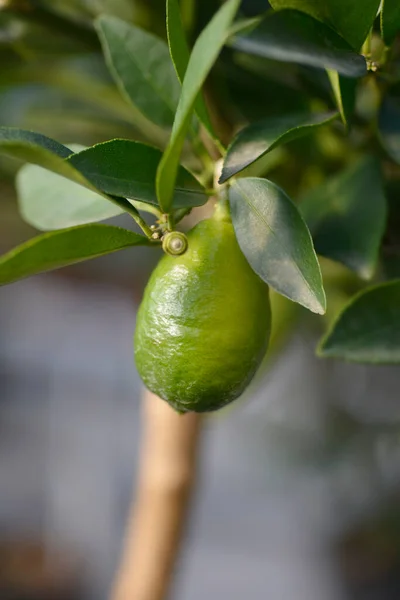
xmin=270 ymin=0 xmax=380 ymax=49
xmin=381 ymin=0 xmax=400 ymax=46
xmin=0 ymin=224 xmax=153 ymax=286
xmin=319 ymin=280 xmax=400 ymax=363
xmin=166 ymin=0 xmax=215 ymax=136
xmin=95 ymin=15 xmax=180 ymax=129
xmin=229 ymin=177 xmax=326 ymax=314
xmin=0 ymin=126 xmax=78 ymax=176
xmin=67 ymin=139 xmax=207 ymax=209
xmin=0 ymin=128 xmax=136 ymax=216
xmin=220 ymin=111 xmax=337 ymax=183
xmin=300 ymin=156 xmax=387 ymax=279
xmin=327 ymin=70 xmax=357 ymax=127
xmin=231 ymin=10 xmax=366 ymax=77
xmin=156 ymin=0 xmax=240 ymax=213
xmin=378 ymin=94 xmax=400 ymax=163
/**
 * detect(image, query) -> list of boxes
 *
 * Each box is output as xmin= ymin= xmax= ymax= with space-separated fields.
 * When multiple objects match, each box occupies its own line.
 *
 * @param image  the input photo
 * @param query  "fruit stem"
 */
xmin=213 ymin=190 xmax=231 ymax=221
xmin=167 ymin=213 xmax=175 ymax=231
xmin=125 ymin=205 xmax=154 ymax=238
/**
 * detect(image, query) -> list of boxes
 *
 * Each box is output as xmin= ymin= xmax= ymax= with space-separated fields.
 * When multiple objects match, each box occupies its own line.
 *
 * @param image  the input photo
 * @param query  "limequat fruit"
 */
xmin=134 ymin=203 xmax=271 ymax=413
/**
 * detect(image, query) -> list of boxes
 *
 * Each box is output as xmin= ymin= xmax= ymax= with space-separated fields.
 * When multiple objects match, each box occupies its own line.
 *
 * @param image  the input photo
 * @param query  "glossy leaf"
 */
xmin=378 ymin=94 xmax=400 ymax=163
xmin=156 ymin=0 xmax=240 ymax=213
xmin=381 ymin=0 xmax=400 ymax=46
xmin=327 ymin=70 xmax=356 ymax=127
xmin=67 ymin=139 xmax=207 ymax=209
xmin=96 ymin=15 xmax=180 ymax=129
xmin=270 ymin=0 xmax=380 ymax=49
xmin=319 ymin=280 xmax=400 ymax=363
xmin=0 ymin=224 xmax=153 ymax=286
xmin=232 ymin=10 xmax=366 ymax=77
xmin=229 ymin=177 xmax=326 ymax=314
xmin=220 ymin=111 xmax=337 ymax=183
xmin=300 ymin=157 xmax=387 ymax=279
xmin=166 ymin=0 xmax=214 ymax=136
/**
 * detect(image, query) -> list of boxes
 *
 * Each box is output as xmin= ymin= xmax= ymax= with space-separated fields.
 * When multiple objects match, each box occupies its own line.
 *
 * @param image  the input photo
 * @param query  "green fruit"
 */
xmin=134 ymin=203 xmax=271 ymax=413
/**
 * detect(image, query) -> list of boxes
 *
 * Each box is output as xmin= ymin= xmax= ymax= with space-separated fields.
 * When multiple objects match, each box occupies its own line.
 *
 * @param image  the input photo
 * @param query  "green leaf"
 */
xmin=166 ymin=0 xmax=214 ymax=137
xmin=67 ymin=139 xmax=207 ymax=209
xmin=95 ymin=15 xmax=180 ymax=129
xmin=0 ymin=126 xmax=77 ymax=174
xmin=269 ymin=0 xmax=380 ymax=50
xmin=229 ymin=177 xmax=326 ymax=314
xmin=16 ymin=143 xmax=124 ymax=231
xmin=0 ymin=224 xmax=153 ymax=286
xmin=0 ymin=127 xmax=137 ymax=216
xmin=319 ymin=280 xmax=400 ymax=363
xmin=300 ymin=157 xmax=387 ymax=279
xmin=327 ymin=70 xmax=357 ymax=127
xmin=231 ymin=10 xmax=366 ymax=77
xmin=156 ymin=0 xmax=240 ymax=213
xmin=17 ymin=165 xmax=125 ymax=231
xmin=378 ymin=94 xmax=400 ymax=163
xmin=220 ymin=111 xmax=337 ymax=183
xmin=381 ymin=0 xmax=400 ymax=46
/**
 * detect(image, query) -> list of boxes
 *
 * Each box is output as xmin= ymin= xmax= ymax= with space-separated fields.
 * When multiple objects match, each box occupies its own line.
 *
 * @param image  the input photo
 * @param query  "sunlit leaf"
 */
xmin=0 ymin=225 xmax=154 ymax=286
xmin=156 ymin=0 xmax=240 ymax=213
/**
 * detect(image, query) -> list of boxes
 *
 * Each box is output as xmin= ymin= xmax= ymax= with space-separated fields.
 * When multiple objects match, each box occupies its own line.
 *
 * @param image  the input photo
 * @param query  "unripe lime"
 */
xmin=134 ymin=204 xmax=271 ymax=413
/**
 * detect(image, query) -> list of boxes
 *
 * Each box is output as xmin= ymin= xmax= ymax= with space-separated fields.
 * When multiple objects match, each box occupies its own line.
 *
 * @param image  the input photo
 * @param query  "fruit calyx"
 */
xmin=162 ymin=231 xmax=188 ymax=256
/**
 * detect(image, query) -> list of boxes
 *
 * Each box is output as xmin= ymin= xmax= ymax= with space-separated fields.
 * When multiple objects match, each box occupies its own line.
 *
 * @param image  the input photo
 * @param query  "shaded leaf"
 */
xmin=381 ymin=0 xmax=400 ymax=46
xmin=319 ymin=280 xmax=400 ymax=363
xmin=166 ymin=0 xmax=214 ymax=136
xmin=220 ymin=111 xmax=337 ymax=183
xmin=300 ymin=156 xmax=387 ymax=279
xmin=229 ymin=177 xmax=326 ymax=314
xmin=96 ymin=15 xmax=180 ymax=129
xmin=0 ymin=224 xmax=153 ymax=286
xmin=156 ymin=0 xmax=240 ymax=213
xmin=327 ymin=70 xmax=357 ymax=127
xmin=378 ymin=94 xmax=400 ymax=163
xmin=231 ymin=10 xmax=366 ymax=77
xmin=67 ymin=139 xmax=207 ymax=209
xmin=270 ymin=0 xmax=380 ymax=50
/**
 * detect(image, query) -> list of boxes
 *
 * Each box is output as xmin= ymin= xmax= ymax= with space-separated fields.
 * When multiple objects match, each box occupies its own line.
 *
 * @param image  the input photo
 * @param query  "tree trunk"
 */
xmin=111 ymin=389 xmax=203 ymax=600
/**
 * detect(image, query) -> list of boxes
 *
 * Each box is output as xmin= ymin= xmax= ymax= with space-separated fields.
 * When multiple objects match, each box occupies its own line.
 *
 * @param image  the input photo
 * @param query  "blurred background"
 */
xmin=1 ymin=1 xmax=400 ymax=599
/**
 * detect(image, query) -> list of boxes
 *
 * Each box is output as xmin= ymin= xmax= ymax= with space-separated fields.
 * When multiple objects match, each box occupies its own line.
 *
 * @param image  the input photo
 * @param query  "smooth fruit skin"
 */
xmin=134 ymin=205 xmax=271 ymax=413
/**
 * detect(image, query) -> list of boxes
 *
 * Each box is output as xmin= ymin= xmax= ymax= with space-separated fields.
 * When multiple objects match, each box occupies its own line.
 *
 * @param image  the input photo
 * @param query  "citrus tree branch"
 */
xmin=111 ymin=389 xmax=203 ymax=600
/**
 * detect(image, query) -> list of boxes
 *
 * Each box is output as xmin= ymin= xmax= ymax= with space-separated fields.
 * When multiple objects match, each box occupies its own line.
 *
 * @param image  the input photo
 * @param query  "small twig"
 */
xmin=110 ymin=390 xmax=203 ymax=600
